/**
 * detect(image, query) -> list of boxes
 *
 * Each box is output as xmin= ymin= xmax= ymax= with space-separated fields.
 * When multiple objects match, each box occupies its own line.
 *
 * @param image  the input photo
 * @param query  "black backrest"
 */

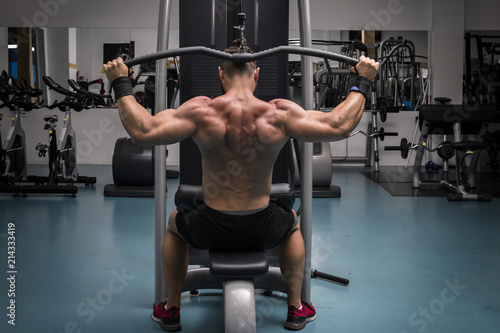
xmin=178 ymin=0 xmax=292 ymax=186
xmin=419 ymin=104 xmax=497 ymax=135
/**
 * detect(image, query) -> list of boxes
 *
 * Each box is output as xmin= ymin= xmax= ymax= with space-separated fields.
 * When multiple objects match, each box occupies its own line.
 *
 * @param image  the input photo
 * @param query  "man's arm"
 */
xmin=278 ymin=55 xmax=379 ymax=142
xmin=276 ymin=93 xmax=366 ymax=142
xmin=103 ymin=58 xmax=198 ymax=146
xmin=115 ymin=95 xmax=199 ymax=146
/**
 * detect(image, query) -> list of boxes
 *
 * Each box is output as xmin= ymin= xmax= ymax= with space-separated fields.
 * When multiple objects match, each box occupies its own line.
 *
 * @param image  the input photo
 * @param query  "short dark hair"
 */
xmin=220 ymin=38 xmax=257 ymax=78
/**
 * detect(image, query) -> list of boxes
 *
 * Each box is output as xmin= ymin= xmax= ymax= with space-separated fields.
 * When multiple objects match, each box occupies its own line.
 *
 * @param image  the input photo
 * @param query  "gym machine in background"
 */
xmin=375 ymin=37 xmax=418 ymax=116
xmin=463 ymin=33 xmax=500 ymax=169
xmin=41 ymin=76 xmax=98 ymax=186
xmin=368 ymin=37 xmax=422 ymax=171
xmin=464 ymin=33 xmax=500 ymax=107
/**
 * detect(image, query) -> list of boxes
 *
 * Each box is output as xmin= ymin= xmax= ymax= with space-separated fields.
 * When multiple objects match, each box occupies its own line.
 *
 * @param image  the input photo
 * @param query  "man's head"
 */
xmin=219 ymin=39 xmax=259 ymax=93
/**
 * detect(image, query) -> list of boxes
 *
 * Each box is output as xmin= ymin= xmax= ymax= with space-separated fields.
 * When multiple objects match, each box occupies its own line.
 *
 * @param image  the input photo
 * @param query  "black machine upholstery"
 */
xmin=209 ymin=250 xmax=269 ymax=278
xmin=419 ymin=104 xmax=497 ymax=134
xmin=175 ymin=183 xmax=295 ymax=213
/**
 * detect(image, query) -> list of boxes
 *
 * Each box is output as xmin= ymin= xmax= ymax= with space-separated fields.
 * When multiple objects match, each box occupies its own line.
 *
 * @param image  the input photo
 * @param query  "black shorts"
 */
xmin=175 ymin=201 xmax=296 ymax=251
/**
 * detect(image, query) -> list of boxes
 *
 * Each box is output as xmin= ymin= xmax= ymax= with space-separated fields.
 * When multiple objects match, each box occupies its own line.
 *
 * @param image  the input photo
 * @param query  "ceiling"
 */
xmin=0 ymin=0 xmax=180 ymax=29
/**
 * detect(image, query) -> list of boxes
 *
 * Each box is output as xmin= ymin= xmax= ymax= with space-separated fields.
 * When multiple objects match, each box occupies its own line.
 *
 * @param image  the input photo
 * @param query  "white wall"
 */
xmin=290 ymin=0 xmax=431 ymax=31
xmin=429 ymin=0 xmax=465 ymax=104
xmin=44 ymin=28 xmax=69 ymax=104
xmin=68 ymin=27 xmax=77 ymax=80
xmin=465 ymin=0 xmax=500 ymax=31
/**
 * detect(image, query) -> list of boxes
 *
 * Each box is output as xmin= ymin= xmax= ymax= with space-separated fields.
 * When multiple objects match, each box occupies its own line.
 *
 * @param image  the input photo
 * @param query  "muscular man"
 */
xmin=104 ymin=41 xmax=379 ymax=331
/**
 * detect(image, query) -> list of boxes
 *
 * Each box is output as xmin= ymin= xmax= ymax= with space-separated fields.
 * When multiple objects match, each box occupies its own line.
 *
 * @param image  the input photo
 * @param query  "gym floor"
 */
xmin=0 ymin=164 xmax=499 ymax=333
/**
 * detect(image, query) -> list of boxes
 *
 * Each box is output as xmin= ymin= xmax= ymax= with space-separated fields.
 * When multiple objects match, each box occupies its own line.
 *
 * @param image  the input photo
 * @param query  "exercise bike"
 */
xmin=41 ymin=76 xmax=98 ymax=186
xmin=0 ymin=71 xmax=43 ymax=182
xmin=32 ymin=114 xmax=76 ymax=194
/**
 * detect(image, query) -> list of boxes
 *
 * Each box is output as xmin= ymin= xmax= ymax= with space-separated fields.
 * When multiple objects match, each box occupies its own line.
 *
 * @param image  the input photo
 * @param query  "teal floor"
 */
xmin=1 ymin=165 xmax=499 ymax=333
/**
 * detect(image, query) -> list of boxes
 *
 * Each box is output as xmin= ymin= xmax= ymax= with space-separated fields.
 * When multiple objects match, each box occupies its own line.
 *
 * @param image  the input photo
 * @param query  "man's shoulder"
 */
xmin=184 ymin=96 xmax=213 ymax=107
xmin=177 ymin=96 xmax=213 ymax=116
xmin=268 ymin=98 xmax=299 ymax=110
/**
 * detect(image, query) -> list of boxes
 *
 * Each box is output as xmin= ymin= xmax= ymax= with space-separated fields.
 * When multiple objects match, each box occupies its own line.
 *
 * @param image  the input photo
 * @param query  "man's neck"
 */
xmin=223 ymin=77 xmax=256 ymax=98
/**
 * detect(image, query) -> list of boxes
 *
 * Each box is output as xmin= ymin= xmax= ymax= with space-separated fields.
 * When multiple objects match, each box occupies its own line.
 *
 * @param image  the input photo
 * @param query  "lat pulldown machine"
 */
xmin=126 ymin=0 xmax=362 ymax=330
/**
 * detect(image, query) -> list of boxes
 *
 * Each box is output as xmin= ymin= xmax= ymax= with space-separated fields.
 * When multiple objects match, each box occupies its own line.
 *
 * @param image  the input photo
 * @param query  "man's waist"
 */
xmin=213 ymin=202 xmax=270 ymax=216
xmin=204 ymin=195 xmax=271 ymax=212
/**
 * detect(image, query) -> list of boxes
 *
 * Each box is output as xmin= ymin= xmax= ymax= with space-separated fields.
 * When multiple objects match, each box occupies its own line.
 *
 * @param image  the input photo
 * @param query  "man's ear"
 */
xmin=254 ymin=67 xmax=260 ymax=82
xmin=218 ymin=66 xmax=224 ymax=82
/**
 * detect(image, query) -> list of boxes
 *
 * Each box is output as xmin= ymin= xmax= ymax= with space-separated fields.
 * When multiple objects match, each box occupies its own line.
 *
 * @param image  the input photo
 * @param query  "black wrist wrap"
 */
xmin=349 ymin=76 xmax=372 ymax=99
xmin=111 ymin=76 xmax=134 ymax=101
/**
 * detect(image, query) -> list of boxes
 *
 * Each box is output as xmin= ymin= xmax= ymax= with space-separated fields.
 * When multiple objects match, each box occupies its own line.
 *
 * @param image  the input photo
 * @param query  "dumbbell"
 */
xmin=436 ymin=141 xmax=455 ymax=160
xmin=425 ymin=161 xmax=440 ymax=171
xmin=375 ymin=127 xmax=398 ymax=141
xmin=384 ymin=138 xmax=411 ymax=159
xmin=376 ymin=97 xmax=403 ymax=122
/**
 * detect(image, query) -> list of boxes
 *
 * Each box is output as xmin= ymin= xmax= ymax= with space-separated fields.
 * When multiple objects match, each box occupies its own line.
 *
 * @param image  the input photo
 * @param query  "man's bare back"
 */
xmin=190 ymin=92 xmax=290 ymax=211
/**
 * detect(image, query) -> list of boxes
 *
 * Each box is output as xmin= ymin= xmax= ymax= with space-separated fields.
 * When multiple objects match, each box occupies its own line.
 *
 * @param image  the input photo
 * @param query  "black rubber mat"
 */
xmin=360 ymin=171 xmax=500 ymax=197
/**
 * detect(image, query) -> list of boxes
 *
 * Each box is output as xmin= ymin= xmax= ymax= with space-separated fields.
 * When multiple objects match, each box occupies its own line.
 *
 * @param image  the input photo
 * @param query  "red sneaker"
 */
xmin=284 ymin=301 xmax=316 ymax=330
xmin=152 ymin=302 xmax=182 ymax=332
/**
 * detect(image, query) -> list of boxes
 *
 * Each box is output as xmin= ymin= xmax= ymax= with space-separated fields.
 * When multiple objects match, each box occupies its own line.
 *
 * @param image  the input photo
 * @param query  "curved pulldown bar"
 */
xmin=124 ymin=45 xmax=360 ymax=67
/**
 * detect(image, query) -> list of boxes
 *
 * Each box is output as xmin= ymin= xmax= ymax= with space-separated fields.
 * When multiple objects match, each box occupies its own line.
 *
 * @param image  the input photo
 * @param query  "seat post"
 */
xmin=209 ymin=250 xmax=269 ymax=333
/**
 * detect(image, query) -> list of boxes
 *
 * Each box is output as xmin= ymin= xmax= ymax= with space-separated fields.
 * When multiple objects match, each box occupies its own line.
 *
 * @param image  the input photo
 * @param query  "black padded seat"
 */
xmin=451 ymin=140 xmax=487 ymax=152
xmin=209 ymin=250 xmax=269 ymax=278
xmin=419 ymin=104 xmax=497 ymax=134
xmin=434 ymin=97 xmax=452 ymax=104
